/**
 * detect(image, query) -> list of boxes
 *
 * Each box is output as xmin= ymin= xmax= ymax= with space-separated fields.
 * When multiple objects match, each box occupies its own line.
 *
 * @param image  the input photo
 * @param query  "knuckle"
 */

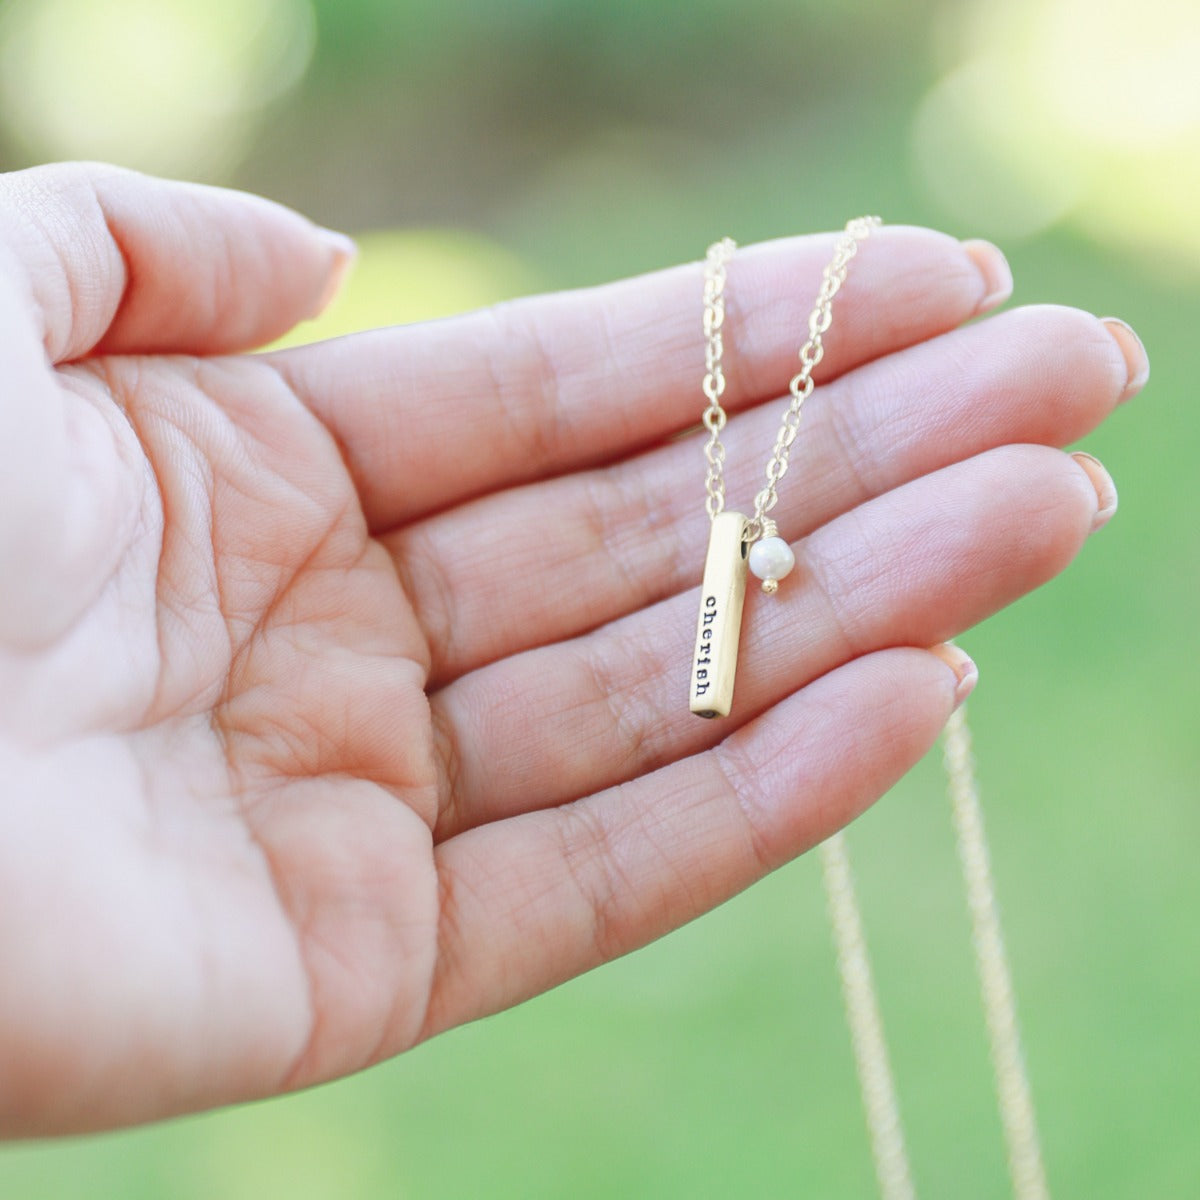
xmin=482 ymin=297 xmax=567 ymax=470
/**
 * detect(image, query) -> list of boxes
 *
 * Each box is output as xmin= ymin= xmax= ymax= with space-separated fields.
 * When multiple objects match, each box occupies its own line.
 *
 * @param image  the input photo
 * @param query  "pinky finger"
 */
xmin=417 ymin=646 xmax=971 ymax=1042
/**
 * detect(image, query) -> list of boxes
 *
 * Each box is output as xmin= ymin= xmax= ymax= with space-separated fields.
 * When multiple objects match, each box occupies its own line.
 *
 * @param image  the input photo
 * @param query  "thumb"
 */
xmin=0 ymin=161 xmax=355 ymax=362
xmin=0 ymin=163 xmax=353 ymax=647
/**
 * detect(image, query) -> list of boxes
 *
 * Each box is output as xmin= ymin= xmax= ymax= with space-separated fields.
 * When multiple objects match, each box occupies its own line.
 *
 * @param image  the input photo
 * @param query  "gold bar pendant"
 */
xmin=689 ymin=510 xmax=750 ymax=719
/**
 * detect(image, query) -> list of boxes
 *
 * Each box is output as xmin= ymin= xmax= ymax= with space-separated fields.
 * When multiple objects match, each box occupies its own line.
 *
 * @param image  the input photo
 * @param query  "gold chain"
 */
xmin=701 ymin=237 xmax=735 ymax=521
xmin=698 ymin=226 xmax=1050 ymax=1200
xmin=701 ymin=217 xmax=880 ymax=541
xmin=943 ymin=704 xmax=1051 ymax=1200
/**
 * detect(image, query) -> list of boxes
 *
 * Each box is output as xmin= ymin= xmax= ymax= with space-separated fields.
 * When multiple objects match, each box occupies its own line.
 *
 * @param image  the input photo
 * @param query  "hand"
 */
xmin=0 ymin=164 xmax=1140 ymax=1135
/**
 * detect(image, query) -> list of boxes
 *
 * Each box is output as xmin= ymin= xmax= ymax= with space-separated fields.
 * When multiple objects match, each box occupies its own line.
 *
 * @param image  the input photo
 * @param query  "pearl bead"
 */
xmin=748 ymin=536 xmax=795 ymax=582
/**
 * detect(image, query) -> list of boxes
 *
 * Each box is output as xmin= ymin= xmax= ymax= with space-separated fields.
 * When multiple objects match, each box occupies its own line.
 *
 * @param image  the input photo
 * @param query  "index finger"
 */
xmin=266 ymin=227 xmax=1008 ymax=529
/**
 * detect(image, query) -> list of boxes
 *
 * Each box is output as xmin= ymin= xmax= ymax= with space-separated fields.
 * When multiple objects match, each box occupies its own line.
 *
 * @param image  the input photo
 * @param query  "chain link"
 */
xmin=701 ymin=237 xmax=735 ymax=520
xmin=700 ymin=217 xmax=880 ymax=540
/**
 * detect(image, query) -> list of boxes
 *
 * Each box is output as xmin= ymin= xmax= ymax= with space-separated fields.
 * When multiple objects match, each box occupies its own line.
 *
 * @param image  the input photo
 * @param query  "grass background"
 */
xmin=0 ymin=0 xmax=1196 ymax=1195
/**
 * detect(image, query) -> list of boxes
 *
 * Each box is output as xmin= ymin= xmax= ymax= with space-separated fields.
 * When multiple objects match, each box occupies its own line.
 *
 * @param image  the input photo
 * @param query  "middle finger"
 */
xmin=390 ymin=304 xmax=1135 ymax=685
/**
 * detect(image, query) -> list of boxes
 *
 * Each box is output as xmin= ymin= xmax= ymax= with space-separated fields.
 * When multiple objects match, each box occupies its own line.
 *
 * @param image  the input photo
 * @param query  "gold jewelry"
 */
xmin=690 ymin=226 xmax=1051 ymax=1200
xmin=690 ymin=218 xmax=879 ymax=718
xmin=821 ymin=710 xmax=1050 ymax=1200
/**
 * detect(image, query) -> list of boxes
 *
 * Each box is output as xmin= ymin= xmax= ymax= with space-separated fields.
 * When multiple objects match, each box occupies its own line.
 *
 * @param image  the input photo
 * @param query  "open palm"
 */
xmin=0 ymin=165 xmax=1138 ymax=1134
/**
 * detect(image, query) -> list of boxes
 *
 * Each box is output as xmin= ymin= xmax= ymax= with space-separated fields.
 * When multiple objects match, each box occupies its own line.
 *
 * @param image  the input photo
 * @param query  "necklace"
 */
xmin=689 ymin=222 xmax=1051 ymax=1200
xmin=690 ymin=219 xmax=879 ymax=718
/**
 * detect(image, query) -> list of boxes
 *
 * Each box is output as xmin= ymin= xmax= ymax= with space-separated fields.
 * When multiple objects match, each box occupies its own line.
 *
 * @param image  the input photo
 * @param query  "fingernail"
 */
xmin=962 ymin=239 xmax=1013 ymax=314
xmin=308 ymin=227 xmax=358 ymax=318
xmin=1100 ymin=317 xmax=1149 ymax=401
xmin=1070 ymin=451 xmax=1119 ymax=531
xmin=930 ymin=642 xmax=979 ymax=708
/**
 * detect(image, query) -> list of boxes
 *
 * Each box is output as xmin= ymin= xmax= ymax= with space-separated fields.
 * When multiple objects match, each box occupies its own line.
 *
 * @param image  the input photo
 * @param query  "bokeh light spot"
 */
xmin=0 ymin=0 xmax=315 ymax=177
xmin=273 ymin=228 xmax=544 ymax=347
xmin=913 ymin=0 xmax=1200 ymax=271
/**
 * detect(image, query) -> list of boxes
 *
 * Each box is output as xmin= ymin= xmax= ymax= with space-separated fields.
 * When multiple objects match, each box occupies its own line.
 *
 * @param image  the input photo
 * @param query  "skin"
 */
xmin=0 ymin=163 xmax=1143 ymax=1136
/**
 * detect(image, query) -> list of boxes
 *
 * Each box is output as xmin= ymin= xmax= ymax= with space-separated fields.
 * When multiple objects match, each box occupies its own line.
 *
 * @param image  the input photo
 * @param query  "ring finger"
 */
xmin=430 ymin=442 xmax=1110 ymax=840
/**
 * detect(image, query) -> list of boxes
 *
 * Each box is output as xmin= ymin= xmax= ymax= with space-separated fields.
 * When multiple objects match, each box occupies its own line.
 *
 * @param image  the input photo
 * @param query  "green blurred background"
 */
xmin=0 ymin=0 xmax=1196 ymax=1196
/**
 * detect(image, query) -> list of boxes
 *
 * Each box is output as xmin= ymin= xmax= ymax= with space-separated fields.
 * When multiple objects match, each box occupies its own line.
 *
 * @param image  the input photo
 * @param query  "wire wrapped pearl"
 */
xmin=748 ymin=536 xmax=795 ymax=592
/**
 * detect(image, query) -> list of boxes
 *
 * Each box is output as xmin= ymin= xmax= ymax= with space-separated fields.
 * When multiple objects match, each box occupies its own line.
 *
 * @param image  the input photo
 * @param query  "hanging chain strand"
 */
xmin=943 ymin=703 xmax=1051 ymax=1200
xmin=818 ymin=698 xmax=1051 ymax=1200
xmin=751 ymin=215 xmax=879 ymax=537
xmin=701 ymin=237 xmax=735 ymax=520
xmin=701 ymin=218 xmax=880 ymax=541
xmin=820 ymin=831 xmax=917 ymax=1200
